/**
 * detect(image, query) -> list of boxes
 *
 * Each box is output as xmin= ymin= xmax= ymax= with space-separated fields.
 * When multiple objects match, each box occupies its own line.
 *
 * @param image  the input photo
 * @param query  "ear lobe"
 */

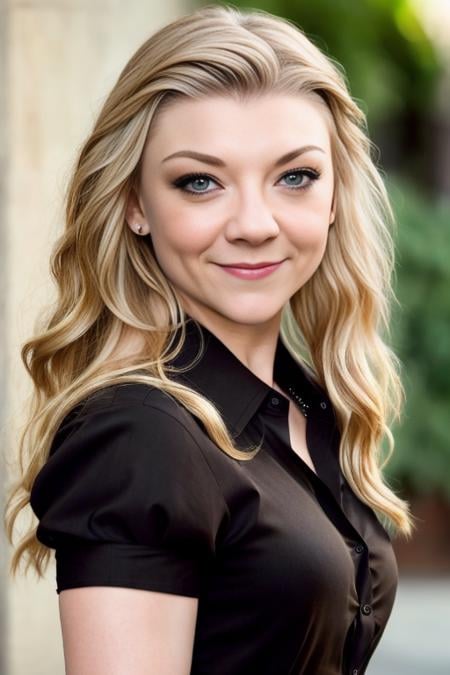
xmin=125 ymin=188 xmax=146 ymax=230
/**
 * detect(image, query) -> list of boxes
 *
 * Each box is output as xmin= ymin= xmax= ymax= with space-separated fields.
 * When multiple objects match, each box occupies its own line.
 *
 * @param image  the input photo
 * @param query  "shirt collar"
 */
xmin=165 ymin=316 xmax=327 ymax=437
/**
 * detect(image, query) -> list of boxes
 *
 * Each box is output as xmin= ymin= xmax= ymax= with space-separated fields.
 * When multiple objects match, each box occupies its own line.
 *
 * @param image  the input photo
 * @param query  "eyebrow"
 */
xmin=161 ymin=145 xmax=325 ymax=167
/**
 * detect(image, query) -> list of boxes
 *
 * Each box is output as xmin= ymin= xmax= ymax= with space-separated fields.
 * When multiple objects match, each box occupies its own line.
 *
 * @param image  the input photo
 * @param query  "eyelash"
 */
xmin=171 ymin=167 xmax=322 ymax=197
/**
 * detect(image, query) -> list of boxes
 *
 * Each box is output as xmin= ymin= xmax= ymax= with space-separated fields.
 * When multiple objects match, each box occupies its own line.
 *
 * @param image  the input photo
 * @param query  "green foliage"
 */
xmin=385 ymin=177 xmax=450 ymax=498
xmin=204 ymin=0 xmax=442 ymax=125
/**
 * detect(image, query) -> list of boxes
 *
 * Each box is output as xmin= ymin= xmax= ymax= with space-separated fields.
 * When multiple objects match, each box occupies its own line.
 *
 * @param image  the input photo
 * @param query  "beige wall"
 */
xmin=1 ymin=0 xmax=9 ymax=673
xmin=4 ymin=2 xmax=185 ymax=673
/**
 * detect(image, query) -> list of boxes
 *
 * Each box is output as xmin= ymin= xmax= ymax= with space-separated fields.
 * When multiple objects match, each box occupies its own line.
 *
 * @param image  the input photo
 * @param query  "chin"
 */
xmin=215 ymin=305 xmax=284 ymax=325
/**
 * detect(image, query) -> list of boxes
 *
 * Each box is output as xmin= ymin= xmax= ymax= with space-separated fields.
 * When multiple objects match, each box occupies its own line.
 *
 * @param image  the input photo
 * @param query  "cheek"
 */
xmin=288 ymin=207 xmax=330 ymax=251
xmin=164 ymin=220 xmax=215 ymax=256
xmin=286 ymin=200 xmax=331 ymax=283
xmin=287 ymin=178 xmax=333 ymax=238
xmin=148 ymin=201 xmax=217 ymax=257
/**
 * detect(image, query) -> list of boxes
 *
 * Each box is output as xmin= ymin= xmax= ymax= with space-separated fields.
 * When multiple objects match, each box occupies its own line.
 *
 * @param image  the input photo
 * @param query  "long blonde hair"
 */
xmin=4 ymin=3 xmax=415 ymax=581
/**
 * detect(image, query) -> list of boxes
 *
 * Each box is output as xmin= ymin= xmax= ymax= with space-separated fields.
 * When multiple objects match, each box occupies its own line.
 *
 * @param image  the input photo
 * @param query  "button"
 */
xmin=361 ymin=603 xmax=372 ymax=615
xmin=320 ymin=401 xmax=327 ymax=409
xmin=271 ymin=396 xmax=280 ymax=406
xmin=352 ymin=669 xmax=359 ymax=675
xmin=355 ymin=543 xmax=365 ymax=554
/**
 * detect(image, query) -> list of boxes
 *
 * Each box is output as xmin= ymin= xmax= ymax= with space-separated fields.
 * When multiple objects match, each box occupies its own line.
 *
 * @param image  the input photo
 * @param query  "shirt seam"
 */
xmin=138 ymin=398 xmax=231 ymax=520
xmin=51 ymin=385 xmax=127 ymax=452
xmin=53 ymin=387 xmax=230 ymax=520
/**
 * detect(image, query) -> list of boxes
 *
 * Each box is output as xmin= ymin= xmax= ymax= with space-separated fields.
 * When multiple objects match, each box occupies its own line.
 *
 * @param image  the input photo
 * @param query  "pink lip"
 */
xmin=221 ymin=261 xmax=282 ymax=269
xmin=216 ymin=260 xmax=284 ymax=279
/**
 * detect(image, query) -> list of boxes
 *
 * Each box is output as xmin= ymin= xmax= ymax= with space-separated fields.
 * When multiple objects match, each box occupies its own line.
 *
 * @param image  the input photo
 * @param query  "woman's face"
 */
xmin=126 ymin=93 xmax=335 ymax=328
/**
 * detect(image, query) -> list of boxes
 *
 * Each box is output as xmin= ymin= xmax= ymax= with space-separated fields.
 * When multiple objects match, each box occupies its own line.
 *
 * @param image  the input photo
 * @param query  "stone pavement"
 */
xmin=367 ymin=577 xmax=450 ymax=675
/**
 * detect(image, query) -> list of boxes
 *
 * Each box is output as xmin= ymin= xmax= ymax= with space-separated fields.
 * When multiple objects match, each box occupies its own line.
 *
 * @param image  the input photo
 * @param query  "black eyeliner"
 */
xmin=171 ymin=167 xmax=322 ymax=197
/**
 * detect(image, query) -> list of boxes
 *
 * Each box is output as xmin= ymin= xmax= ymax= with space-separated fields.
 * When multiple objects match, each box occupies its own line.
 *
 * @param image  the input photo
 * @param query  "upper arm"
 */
xmin=29 ymin=389 xmax=230 ymax=672
xmin=59 ymin=586 xmax=198 ymax=675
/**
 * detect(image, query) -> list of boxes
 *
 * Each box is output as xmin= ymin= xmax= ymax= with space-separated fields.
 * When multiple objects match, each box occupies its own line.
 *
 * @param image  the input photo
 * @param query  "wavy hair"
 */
xmin=4 ymin=2 xmax=415 ymax=581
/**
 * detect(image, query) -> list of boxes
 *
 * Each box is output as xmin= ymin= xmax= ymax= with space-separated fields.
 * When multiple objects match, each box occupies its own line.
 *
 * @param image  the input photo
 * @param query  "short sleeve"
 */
xmin=29 ymin=391 xmax=230 ymax=597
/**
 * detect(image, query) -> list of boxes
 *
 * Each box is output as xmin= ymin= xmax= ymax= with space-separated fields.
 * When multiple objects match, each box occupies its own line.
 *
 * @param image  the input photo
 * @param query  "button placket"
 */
xmin=267 ymin=392 xmax=288 ymax=415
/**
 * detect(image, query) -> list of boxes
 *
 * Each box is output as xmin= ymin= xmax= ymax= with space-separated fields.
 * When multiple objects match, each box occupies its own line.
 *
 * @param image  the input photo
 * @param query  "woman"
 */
xmin=4 ymin=4 xmax=415 ymax=674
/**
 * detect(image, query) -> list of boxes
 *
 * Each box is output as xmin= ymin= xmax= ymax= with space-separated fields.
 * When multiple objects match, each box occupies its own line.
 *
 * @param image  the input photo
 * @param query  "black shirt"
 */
xmin=30 ymin=316 xmax=399 ymax=675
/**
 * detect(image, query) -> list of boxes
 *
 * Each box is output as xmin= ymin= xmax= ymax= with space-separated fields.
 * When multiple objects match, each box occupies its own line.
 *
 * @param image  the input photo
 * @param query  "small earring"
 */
xmin=137 ymin=224 xmax=143 ymax=234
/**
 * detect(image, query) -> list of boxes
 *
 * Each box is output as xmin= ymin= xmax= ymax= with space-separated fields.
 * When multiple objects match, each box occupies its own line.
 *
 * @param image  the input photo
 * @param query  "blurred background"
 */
xmin=1 ymin=0 xmax=449 ymax=673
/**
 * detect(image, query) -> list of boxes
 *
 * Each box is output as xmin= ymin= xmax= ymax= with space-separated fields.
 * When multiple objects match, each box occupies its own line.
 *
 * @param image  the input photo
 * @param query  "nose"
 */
xmin=224 ymin=190 xmax=281 ymax=244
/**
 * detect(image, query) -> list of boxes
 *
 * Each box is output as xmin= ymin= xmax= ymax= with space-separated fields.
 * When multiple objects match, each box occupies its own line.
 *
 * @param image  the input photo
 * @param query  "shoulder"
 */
xmin=76 ymin=381 xmax=188 ymax=418
xmin=33 ymin=382 xmax=221 ymax=515
xmin=31 ymin=381 xmax=230 ymax=549
xmin=50 ymin=382 xmax=198 ymax=457
xmin=44 ymin=382 xmax=211 ymax=479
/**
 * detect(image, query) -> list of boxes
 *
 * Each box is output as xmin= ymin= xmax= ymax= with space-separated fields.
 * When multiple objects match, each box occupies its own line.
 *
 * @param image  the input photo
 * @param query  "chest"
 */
xmin=287 ymin=401 xmax=319 ymax=475
xmin=272 ymin=383 xmax=318 ymax=476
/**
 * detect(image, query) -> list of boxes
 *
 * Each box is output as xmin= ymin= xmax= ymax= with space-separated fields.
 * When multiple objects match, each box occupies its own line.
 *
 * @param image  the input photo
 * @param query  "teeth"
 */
xmin=287 ymin=385 xmax=310 ymax=418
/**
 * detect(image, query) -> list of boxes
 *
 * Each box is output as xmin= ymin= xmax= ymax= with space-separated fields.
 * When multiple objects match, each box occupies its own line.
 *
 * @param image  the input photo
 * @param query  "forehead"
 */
xmin=144 ymin=93 xmax=333 ymax=157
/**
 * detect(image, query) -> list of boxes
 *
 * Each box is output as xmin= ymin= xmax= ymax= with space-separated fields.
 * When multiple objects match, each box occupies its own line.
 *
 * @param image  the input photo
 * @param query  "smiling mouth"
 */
xmin=218 ymin=259 xmax=286 ymax=269
xmin=214 ymin=260 xmax=285 ymax=279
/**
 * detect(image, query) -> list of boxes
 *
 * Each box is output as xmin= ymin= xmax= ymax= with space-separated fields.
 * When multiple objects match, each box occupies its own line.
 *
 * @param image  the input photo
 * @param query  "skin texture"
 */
xmin=59 ymin=587 xmax=198 ymax=674
xmin=126 ymin=94 xmax=335 ymax=388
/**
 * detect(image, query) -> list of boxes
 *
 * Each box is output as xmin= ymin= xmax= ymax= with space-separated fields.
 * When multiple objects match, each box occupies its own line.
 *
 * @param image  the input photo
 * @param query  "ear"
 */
xmin=329 ymin=192 xmax=336 ymax=225
xmin=125 ymin=187 xmax=149 ymax=235
xmin=329 ymin=208 xmax=335 ymax=225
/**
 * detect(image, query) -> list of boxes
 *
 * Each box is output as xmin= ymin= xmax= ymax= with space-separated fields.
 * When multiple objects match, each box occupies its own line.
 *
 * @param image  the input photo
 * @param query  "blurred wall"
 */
xmin=1 ymin=0 xmax=9 ymax=673
xmin=4 ymin=2 xmax=185 ymax=674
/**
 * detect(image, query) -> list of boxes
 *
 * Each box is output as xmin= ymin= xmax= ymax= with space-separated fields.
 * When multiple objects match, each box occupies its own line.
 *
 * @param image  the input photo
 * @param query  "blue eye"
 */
xmin=172 ymin=167 xmax=322 ymax=197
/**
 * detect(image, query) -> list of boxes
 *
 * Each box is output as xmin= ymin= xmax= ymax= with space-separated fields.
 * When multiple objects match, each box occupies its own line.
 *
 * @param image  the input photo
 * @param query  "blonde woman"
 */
xmin=4 ymin=4 xmax=415 ymax=674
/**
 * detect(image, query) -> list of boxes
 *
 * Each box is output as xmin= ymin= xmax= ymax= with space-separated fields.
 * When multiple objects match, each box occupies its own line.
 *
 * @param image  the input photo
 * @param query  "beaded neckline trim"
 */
xmin=287 ymin=384 xmax=311 ymax=418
